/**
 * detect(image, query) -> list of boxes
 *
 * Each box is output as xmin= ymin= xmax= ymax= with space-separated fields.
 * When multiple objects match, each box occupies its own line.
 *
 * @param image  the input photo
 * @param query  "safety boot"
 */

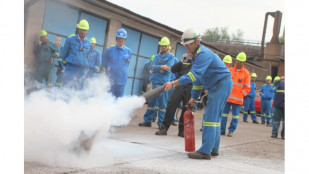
xmin=271 ymin=134 xmax=277 ymax=138
xmin=266 ymin=123 xmax=272 ymax=127
xmin=187 ymin=151 xmax=211 ymax=160
xmin=211 ymin=152 xmax=219 ymax=156
xmin=253 ymin=121 xmax=260 ymax=124
xmin=155 ymin=125 xmax=167 ymax=135
xmin=243 ymin=120 xmax=248 ymax=123
xmin=178 ymin=130 xmax=184 ymax=137
xmin=227 ymin=132 xmax=233 ymax=137
xmin=138 ymin=122 xmax=151 ymax=127
xmin=221 ymin=132 xmax=225 ymax=136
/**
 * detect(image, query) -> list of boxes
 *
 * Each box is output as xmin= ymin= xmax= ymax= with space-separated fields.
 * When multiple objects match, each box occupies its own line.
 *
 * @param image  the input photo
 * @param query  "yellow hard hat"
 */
xmin=223 ymin=55 xmax=232 ymax=64
xmin=39 ymin=30 xmax=48 ymax=37
xmin=90 ymin=37 xmax=96 ymax=44
xmin=68 ymin=33 xmax=76 ymax=37
xmin=274 ymin=76 xmax=280 ymax=81
xmin=236 ymin=52 xmax=246 ymax=62
xmin=251 ymin=73 xmax=257 ymax=78
xmin=159 ymin=37 xmax=170 ymax=46
xmin=150 ymin=55 xmax=155 ymax=61
xmin=266 ymin=76 xmax=272 ymax=81
xmin=77 ymin=19 xmax=89 ymax=30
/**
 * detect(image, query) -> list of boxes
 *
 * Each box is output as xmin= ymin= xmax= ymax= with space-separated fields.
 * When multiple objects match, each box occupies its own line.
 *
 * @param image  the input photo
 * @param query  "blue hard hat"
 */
xmin=116 ymin=28 xmax=127 ymax=38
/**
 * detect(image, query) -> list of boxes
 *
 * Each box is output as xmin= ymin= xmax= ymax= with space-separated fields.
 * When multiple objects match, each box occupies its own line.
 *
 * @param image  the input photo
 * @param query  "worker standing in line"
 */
xmin=223 ymin=55 xmax=232 ymax=68
xmin=60 ymin=19 xmax=91 ymax=90
xmin=260 ymin=76 xmax=274 ymax=126
xmin=168 ymin=46 xmax=179 ymax=126
xmin=271 ymin=76 xmax=280 ymax=124
xmin=87 ymin=37 xmax=101 ymax=78
xmin=141 ymin=55 xmax=155 ymax=94
xmin=55 ymin=33 xmax=76 ymax=87
xmin=164 ymin=28 xmax=232 ymax=160
xmin=139 ymin=37 xmax=175 ymax=128
xmin=243 ymin=73 xmax=259 ymax=123
xmin=34 ymin=30 xmax=60 ymax=88
xmin=271 ymin=76 xmax=285 ymax=139
xmin=155 ymin=52 xmax=193 ymax=137
xmin=102 ymin=28 xmax=132 ymax=98
xmin=220 ymin=52 xmax=251 ymax=137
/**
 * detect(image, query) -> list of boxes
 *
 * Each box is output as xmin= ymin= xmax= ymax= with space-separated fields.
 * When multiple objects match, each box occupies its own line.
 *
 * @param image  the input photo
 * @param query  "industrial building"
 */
xmin=24 ymin=0 xmax=284 ymax=94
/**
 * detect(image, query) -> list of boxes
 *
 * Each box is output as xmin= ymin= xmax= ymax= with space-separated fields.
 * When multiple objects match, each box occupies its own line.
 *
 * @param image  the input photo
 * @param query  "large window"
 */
xmin=122 ymin=26 xmax=160 ymax=96
xmin=42 ymin=0 xmax=108 ymax=85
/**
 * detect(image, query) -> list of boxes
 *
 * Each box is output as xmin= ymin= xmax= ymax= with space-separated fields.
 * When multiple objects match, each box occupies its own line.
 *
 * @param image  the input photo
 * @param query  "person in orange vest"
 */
xmin=223 ymin=55 xmax=232 ymax=68
xmin=220 ymin=52 xmax=251 ymax=137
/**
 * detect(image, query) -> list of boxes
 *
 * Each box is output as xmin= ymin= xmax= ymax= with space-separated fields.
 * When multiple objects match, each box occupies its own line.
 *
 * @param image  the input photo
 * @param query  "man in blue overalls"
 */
xmin=60 ymin=19 xmax=91 ymax=90
xmin=87 ymin=37 xmax=101 ymax=78
xmin=102 ymin=28 xmax=132 ymax=98
xmin=164 ymin=28 xmax=232 ymax=160
xmin=139 ymin=37 xmax=175 ymax=128
xmin=243 ymin=73 xmax=259 ymax=123
xmin=260 ymin=76 xmax=274 ymax=126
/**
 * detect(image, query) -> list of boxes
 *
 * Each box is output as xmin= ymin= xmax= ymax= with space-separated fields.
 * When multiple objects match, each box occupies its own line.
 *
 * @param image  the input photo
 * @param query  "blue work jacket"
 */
xmin=177 ymin=44 xmax=231 ymax=100
xmin=247 ymin=81 xmax=256 ymax=98
xmin=149 ymin=51 xmax=175 ymax=84
xmin=60 ymin=35 xmax=91 ymax=69
xmin=87 ymin=48 xmax=102 ymax=73
xmin=259 ymin=84 xmax=274 ymax=100
xmin=102 ymin=44 xmax=132 ymax=85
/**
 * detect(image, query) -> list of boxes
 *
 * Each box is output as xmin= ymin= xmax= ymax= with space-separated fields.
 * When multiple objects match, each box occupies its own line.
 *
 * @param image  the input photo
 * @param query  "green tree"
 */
xmin=279 ymin=35 xmax=285 ymax=44
xmin=201 ymin=27 xmax=244 ymax=43
xmin=231 ymin=29 xmax=244 ymax=42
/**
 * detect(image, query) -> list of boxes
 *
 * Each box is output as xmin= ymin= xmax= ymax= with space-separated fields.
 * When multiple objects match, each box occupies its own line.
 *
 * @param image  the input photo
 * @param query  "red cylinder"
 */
xmin=184 ymin=107 xmax=195 ymax=152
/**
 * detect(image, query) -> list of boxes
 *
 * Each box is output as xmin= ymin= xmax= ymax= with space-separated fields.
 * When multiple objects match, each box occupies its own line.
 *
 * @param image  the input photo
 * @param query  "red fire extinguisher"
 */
xmin=184 ymin=107 xmax=195 ymax=152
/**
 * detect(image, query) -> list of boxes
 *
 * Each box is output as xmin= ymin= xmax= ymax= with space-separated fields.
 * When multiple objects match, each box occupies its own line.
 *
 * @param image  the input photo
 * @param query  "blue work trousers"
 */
xmin=143 ymin=83 xmax=168 ymax=126
xmin=243 ymin=96 xmax=257 ymax=122
xmin=62 ymin=65 xmax=87 ymax=90
xmin=198 ymin=76 xmax=232 ymax=155
xmin=110 ymin=84 xmax=125 ymax=98
xmin=272 ymin=106 xmax=285 ymax=138
xmin=221 ymin=102 xmax=241 ymax=133
xmin=261 ymin=99 xmax=272 ymax=123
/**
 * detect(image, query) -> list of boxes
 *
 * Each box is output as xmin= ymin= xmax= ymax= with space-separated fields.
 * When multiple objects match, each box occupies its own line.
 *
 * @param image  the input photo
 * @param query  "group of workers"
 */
xmin=33 ymin=20 xmax=285 ymax=160
xmin=33 ymin=19 xmax=131 ymax=98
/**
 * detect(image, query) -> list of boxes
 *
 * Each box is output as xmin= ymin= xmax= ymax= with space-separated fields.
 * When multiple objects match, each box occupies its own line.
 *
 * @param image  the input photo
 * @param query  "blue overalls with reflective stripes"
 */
xmin=243 ymin=81 xmax=257 ymax=122
xmin=177 ymin=44 xmax=232 ymax=154
xmin=260 ymin=84 xmax=274 ymax=124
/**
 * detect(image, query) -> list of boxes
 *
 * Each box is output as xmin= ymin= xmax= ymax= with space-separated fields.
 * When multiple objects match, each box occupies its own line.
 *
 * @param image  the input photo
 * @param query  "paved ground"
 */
xmin=25 ymin=104 xmax=284 ymax=174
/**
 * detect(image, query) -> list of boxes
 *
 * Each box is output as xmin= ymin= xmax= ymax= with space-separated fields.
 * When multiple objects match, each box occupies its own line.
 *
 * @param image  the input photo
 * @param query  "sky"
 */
xmin=107 ymin=0 xmax=285 ymax=42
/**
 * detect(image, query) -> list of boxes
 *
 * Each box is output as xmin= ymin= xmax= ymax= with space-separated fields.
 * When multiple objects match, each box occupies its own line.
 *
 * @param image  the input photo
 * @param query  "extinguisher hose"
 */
xmin=176 ymin=105 xmax=193 ymax=126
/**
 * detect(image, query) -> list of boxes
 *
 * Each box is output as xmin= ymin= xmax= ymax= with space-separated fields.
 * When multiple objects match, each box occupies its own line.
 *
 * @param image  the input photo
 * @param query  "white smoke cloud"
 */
xmin=24 ymin=74 xmax=145 ymax=168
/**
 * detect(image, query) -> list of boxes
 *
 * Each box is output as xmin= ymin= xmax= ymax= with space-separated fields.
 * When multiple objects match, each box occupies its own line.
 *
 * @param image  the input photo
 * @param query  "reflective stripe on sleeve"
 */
xmin=95 ymin=66 xmax=100 ymax=70
xmin=228 ymin=96 xmax=243 ymax=102
xmin=277 ymin=90 xmax=285 ymax=93
xmin=187 ymin=72 xmax=196 ymax=82
xmin=57 ymin=58 xmax=62 ymax=61
xmin=193 ymin=86 xmax=203 ymax=90
xmin=242 ymin=90 xmax=248 ymax=96
xmin=148 ymin=107 xmax=155 ymax=110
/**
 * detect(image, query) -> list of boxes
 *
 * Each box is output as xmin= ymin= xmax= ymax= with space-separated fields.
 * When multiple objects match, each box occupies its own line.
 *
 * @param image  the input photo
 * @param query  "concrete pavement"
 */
xmin=25 ymin=104 xmax=284 ymax=174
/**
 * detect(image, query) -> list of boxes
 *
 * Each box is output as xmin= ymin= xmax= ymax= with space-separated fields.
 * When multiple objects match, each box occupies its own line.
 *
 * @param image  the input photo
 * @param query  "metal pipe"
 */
xmin=260 ymin=12 xmax=275 ymax=61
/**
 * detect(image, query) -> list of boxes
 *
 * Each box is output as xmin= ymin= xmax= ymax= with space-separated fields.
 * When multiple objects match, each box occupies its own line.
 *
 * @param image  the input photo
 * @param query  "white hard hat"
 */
xmin=181 ymin=28 xmax=201 ymax=45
